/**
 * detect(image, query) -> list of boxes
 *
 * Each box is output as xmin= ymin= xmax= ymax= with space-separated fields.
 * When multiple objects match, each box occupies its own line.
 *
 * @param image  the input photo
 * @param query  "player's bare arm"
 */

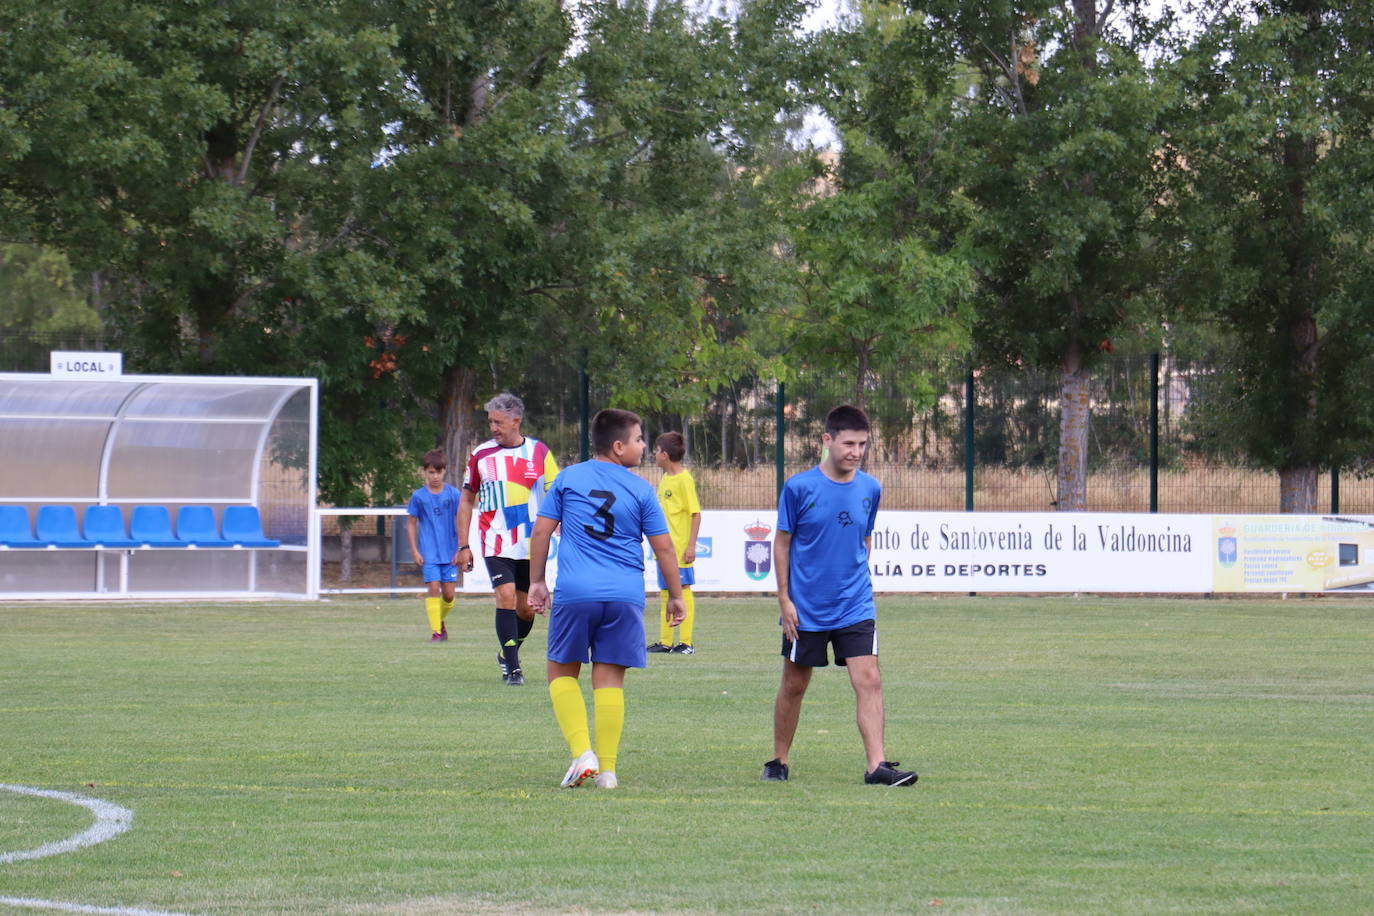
xmin=456 ymin=487 xmax=475 ymax=571
xmin=526 ymin=515 xmax=558 ymax=614
xmin=774 ymin=530 xmax=799 ymax=642
xmin=649 ymin=532 xmax=686 ymax=625
xmin=683 ymin=512 xmax=701 ymax=566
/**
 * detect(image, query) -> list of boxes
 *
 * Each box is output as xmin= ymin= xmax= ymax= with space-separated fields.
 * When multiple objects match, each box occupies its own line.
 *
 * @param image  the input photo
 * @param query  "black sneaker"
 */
xmin=646 ymin=642 xmax=672 ymax=653
xmin=497 ymin=652 xmax=508 ymax=678
xmin=864 ymin=761 xmax=917 ymax=786
xmin=668 ymin=643 xmax=694 ymax=655
xmin=505 ymin=669 xmax=525 ymax=686
xmin=761 ymin=758 xmax=789 ymax=781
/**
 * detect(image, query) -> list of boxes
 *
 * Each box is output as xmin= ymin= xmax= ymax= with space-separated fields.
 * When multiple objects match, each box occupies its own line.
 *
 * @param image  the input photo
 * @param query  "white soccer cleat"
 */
xmin=594 ymin=771 xmax=618 ymax=789
xmin=560 ymin=749 xmax=599 ymax=788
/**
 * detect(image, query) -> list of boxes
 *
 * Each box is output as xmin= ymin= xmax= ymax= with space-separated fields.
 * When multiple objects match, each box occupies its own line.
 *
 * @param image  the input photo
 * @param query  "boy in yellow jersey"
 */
xmin=647 ymin=431 xmax=701 ymax=655
xmin=406 ymin=449 xmax=462 ymax=642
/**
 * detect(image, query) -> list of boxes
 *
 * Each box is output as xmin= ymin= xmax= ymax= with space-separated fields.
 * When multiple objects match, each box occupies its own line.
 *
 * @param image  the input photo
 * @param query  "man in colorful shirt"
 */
xmin=457 ymin=392 xmax=560 ymax=686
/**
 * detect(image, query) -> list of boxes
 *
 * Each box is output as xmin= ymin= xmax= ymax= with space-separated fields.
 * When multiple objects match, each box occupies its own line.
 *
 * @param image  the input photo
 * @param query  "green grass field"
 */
xmin=2 ymin=595 xmax=1373 ymax=915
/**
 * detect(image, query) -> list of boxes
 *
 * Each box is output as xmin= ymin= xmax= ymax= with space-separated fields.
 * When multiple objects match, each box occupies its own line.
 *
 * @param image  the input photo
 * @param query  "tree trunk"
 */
xmin=1056 ymin=339 xmax=1090 ymax=511
xmin=440 ymin=365 xmax=478 ymax=487
xmin=1279 ymin=466 xmax=1318 ymax=514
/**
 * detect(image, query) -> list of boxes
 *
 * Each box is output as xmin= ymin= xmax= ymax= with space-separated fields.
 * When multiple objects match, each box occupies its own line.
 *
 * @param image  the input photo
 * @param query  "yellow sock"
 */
xmin=680 ymin=587 xmax=695 ymax=646
xmin=549 ymin=677 xmax=591 ymax=757
xmin=424 ymin=597 xmax=442 ymax=634
xmin=658 ymin=590 xmax=674 ymax=645
xmin=593 ymin=687 xmax=624 ymax=775
xmin=440 ymin=597 xmax=454 ymax=620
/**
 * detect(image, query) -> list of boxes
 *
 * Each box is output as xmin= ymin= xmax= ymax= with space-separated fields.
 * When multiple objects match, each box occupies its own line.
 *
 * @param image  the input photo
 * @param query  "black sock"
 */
xmin=516 ymin=614 xmax=534 ymax=645
xmin=495 ymin=608 xmax=521 ymax=672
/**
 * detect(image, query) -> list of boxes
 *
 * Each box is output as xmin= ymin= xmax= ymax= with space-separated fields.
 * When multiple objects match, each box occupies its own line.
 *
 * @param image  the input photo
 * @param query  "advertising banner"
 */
xmin=460 ymin=509 xmax=1374 ymax=595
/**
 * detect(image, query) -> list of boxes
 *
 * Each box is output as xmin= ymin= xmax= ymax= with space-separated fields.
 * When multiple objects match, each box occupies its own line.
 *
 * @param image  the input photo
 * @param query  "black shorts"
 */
xmin=781 ymin=618 xmax=877 ymax=668
xmin=484 ymin=556 xmax=530 ymax=593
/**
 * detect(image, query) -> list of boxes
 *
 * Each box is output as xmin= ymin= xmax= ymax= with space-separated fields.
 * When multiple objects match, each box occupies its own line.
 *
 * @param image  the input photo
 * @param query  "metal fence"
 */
xmin=6 ymin=331 xmax=1366 ymax=514
xmin=513 ymin=352 xmax=1367 ymax=514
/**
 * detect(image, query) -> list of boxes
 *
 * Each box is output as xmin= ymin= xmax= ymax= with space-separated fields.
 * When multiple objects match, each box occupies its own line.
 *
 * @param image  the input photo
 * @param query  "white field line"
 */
xmin=0 ymin=784 xmax=210 ymax=916
xmin=0 ymin=899 xmax=205 ymax=916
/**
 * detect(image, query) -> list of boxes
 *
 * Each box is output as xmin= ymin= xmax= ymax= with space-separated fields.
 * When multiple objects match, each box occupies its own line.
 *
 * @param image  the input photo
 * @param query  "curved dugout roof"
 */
xmin=0 ymin=374 xmax=316 ymax=507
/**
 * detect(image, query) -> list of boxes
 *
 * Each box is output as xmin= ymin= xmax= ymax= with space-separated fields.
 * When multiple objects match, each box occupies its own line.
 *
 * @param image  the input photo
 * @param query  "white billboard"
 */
xmin=458 ymin=510 xmax=1374 ymax=595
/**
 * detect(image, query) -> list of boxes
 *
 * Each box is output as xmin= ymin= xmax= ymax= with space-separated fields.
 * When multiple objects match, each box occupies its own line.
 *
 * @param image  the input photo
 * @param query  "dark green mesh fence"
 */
xmin=5 ymin=331 xmax=1365 ymax=514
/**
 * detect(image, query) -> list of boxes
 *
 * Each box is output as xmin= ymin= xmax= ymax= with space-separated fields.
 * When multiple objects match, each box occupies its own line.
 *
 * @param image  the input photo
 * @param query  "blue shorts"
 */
xmin=547 ymin=600 xmax=647 ymax=668
xmin=656 ymin=565 xmax=696 ymax=590
xmin=422 ymin=563 xmax=459 ymax=584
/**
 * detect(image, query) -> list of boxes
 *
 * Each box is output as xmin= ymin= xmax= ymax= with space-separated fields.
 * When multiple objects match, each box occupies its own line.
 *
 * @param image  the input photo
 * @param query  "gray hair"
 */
xmin=484 ymin=392 xmax=525 ymax=419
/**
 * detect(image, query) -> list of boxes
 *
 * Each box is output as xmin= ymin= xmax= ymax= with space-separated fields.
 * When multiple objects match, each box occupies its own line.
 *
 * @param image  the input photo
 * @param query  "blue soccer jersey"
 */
xmin=538 ymin=459 xmax=669 ymax=604
xmin=407 ymin=484 xmax=461 ymax=565
xmin=777 ymin=466 xmax=881 ymax=631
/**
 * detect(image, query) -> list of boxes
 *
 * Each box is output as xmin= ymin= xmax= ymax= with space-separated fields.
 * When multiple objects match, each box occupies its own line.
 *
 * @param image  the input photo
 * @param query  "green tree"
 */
xmin=886 ymin=0 xmax=1170 ymax=508
xmin=0 ymin=243 xmax=100 ymax=336
xmin=0 ymin=0 xmax=422 ymax=505
xmin=1164 ymin=1 xmax=1374 ymax=512
xmin=371 ymin=0 xmax=813 ymax=473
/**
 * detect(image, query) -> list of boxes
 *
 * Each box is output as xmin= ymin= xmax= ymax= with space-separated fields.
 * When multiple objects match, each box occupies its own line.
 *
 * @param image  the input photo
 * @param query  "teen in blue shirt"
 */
xmin=528 ymin=408 xmax=684 ymax=789
xmin=763 ymin=405 xmax=917 ymax=788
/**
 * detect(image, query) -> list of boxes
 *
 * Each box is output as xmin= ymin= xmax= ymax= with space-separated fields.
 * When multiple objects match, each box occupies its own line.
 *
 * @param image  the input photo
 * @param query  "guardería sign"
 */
xmin=50 ymin=351 xmax=123 ymax=378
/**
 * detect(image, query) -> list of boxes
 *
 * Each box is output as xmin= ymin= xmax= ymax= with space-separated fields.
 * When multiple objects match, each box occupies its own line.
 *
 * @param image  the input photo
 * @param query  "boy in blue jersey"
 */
xmin=762 ymin=405 xmax=917 ymax=787
xmin=406 ymin=448 xmax=462 ymax=642
xmin=527 ymin=409 xmax=685 ymax=789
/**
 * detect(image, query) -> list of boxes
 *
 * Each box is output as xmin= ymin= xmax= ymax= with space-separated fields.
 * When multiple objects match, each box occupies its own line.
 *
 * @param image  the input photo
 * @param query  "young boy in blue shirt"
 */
xmin=763 ymin=405 xmax=917 ymax=787
xmin=406 ymin=448 xmax=462 ymax=642
xmin=527 ymin=409 xmax=685 ymax=789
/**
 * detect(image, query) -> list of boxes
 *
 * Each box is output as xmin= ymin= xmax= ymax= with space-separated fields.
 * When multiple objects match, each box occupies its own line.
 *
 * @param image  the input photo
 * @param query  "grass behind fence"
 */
xmin=2 ymin=596 xmax=1373 ymax=915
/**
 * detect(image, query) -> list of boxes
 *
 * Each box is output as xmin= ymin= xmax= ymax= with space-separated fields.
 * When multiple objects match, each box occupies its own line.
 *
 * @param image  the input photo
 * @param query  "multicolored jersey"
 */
xmin=656 ymin=469 xmax=701 ymax=566
xmin=538 ymin=459 xmax=669 ymax=604
xmin=777 ymin=466 xmax=881 ymax=631
xmin=407 ymin=484 xmax=462 ymax=565
xmin=463 ymin=437 xmax=559 ymax=559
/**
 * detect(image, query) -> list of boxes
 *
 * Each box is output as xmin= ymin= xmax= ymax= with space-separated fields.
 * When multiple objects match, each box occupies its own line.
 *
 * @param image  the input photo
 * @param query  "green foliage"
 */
xmin=0 ymin=0 xmax=819 ymax=500
xmin=0 ymin=243 xmax=100 ymax=335
xmin=1162 ymin=1 xmax=1374 ymax=475
xmin=909 ymin=1 xmax=1171 ymax=371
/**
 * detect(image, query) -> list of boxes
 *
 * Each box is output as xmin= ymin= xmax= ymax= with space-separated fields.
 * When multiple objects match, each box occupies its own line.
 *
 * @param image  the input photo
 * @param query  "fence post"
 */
xmin=964 ymin=370 xmax=974 ymax=511
xmin=775 ymin=381 xmax=786 ymax=497
xmin=578 ymin=349 xmax=590 ymax=462
xmin=1332 ymin=466 xmax=1340 ymax=514
xmin=1150 ymin=352 xmax=1159 ymax=513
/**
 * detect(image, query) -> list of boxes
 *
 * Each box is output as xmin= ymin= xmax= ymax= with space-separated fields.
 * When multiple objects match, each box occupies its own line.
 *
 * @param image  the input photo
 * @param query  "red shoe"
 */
xmin=440 ymin=623 xmax=448 ymax=641
xmin=430 ymin=632 xmax=444 ymax=642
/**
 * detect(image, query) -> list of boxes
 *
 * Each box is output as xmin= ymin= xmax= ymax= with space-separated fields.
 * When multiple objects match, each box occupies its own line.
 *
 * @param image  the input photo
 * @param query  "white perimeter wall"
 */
xmin=456 ymin=510 xmax=1374 ymax=595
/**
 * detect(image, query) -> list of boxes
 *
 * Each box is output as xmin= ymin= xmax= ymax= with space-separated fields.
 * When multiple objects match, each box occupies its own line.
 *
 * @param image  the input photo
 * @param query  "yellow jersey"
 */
xmin=656 ymin=469 xmax=701 ymax=565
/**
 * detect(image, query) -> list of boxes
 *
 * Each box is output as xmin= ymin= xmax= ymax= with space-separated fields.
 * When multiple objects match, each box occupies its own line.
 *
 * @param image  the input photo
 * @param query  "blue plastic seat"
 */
xmin=82 ymin=505 xmax=138 ymax=548
xmin=175 ymin=505 xmax=232 ymax=547
xmin=221 ymin=506 xmax=281 ymax=548
xmin=35 ymin=505 xmax=94 ymax=548
xmin=0 ymin=505 xmax=43 ymax=548
xmin=129 ymin=505 xmax=185 ymax=548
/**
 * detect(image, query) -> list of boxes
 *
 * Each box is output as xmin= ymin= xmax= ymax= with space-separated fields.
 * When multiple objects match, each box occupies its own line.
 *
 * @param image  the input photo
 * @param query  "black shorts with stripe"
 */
xmin=484 ymin=556 xmax=530 ymax=592
xmin=781 ymin=617 xmax=877 ymax=668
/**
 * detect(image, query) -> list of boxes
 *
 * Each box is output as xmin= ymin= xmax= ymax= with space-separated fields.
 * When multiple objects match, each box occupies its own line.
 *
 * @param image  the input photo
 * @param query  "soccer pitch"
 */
xmin=2 ymin=596 xmax=1372 ymax=915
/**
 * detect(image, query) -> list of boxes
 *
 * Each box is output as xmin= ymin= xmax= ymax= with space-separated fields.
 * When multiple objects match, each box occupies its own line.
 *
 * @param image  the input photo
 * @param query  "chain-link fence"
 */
xmin=512 ymin=352 xmax=1368 ymax=514
xmin=6 ymin=330 xmax=1366 ymax=514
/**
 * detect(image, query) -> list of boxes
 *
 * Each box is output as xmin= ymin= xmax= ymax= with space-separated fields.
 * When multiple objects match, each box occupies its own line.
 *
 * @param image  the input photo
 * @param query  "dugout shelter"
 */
xmin=0 ymin=370 xmax=317 ymax=599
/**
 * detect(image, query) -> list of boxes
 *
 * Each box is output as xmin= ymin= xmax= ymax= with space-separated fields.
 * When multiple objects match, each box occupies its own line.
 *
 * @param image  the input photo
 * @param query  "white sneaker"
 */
xmin=594 ymin=771 xmax=619 ymax=789
xmin=560 ymin=749 xmax=599 ymax=788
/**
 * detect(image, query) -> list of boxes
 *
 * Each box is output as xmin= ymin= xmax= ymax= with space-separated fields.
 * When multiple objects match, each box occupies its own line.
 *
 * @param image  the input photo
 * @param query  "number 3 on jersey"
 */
xmin=586 ymin=489 xmax=616 ymax=540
